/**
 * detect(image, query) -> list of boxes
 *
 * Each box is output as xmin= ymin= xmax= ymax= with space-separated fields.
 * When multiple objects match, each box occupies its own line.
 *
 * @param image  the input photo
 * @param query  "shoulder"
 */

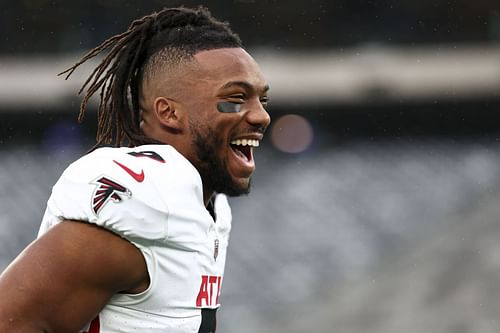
xmin=64 ymin=145 xmax=194 ymax=178
xmin=44 ymin=145 xmax=202 ymax=241
xmin=60 ymin=144 xmax=199 ymax=192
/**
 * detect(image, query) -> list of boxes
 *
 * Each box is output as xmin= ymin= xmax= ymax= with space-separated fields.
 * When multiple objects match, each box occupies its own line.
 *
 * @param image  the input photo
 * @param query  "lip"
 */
xmin=230 ymin=133 xmax=264 ymax=142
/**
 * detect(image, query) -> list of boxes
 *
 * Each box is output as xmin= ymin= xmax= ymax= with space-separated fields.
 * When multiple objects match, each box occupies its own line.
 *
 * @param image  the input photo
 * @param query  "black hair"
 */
xmin=59 ymin=6 xmax=242 ymax=148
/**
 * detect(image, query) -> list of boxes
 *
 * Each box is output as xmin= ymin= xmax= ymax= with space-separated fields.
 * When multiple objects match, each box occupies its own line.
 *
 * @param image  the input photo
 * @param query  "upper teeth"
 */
xmin=231 ymin=139 xmax=260 ymax=147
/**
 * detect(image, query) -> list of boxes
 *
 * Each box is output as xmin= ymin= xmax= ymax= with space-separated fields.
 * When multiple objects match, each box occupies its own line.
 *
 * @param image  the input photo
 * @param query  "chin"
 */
xmin=218 ymin=178 xmax=252 ymax=197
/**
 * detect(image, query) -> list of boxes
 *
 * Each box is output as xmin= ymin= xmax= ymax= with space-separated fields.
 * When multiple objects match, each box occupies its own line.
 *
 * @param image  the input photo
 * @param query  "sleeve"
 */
xmin=39 ymin=151 xmax=170 ymax=243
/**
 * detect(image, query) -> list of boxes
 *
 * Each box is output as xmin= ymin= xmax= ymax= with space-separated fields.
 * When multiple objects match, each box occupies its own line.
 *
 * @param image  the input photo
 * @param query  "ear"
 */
xmin=153 ymin=97 xmax=185 ymax=132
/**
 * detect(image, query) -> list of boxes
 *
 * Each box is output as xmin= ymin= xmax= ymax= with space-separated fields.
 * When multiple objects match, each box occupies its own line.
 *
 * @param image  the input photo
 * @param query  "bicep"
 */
xmin=0 ymin=220 xmax=148 ymax=332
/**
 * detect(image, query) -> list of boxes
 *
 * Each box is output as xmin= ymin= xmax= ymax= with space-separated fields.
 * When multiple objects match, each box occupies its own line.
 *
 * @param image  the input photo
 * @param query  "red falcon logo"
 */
xmin=91 ymin=176 xmax=131 ymax=215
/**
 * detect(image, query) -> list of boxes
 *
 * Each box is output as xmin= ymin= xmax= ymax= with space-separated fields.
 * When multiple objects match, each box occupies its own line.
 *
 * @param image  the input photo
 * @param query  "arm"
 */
xmin=0 ymin=220 xmax=149 ymax=332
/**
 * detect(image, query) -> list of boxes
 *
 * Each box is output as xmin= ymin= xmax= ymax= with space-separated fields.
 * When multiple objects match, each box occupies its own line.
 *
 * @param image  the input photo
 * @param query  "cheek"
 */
xmin=188 ymin=102 xmax=240 ymax=139
xmin=209 ymin=115 xmax=236 ymax=135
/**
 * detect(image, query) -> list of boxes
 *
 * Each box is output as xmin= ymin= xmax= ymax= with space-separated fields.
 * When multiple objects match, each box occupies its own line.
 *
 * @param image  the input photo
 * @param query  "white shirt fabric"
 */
xmin=38 ymin=145 xmax=232 ymax=332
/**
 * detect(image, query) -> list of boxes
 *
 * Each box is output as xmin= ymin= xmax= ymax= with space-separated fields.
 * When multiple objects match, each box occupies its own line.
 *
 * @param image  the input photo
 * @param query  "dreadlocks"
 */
xmin=59 ymin=6 xmax=242 ymax=148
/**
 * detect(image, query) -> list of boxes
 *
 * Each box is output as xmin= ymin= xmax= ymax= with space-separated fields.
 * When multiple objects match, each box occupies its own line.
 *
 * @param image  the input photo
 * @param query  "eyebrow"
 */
xmin=221 ymin=81 xmax=270 ymax=94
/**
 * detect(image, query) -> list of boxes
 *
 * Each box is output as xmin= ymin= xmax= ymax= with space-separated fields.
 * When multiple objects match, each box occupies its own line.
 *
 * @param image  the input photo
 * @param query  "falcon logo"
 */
xmin=91 ymin=176 xmax=131 ymax=216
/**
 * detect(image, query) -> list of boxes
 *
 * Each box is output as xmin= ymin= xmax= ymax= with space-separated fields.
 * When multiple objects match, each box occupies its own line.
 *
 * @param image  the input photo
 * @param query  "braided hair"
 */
xmin=60 ymin=6 xmax=242 ymax=148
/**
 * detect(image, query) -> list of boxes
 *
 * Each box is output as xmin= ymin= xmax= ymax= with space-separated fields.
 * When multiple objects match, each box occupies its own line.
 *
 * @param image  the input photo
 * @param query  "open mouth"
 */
xmin=230 ymin=139 xmax=259 ymax=163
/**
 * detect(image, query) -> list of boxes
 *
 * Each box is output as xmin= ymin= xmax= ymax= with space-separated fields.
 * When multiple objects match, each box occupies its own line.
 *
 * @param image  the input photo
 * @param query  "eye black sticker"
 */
xmin=217 ymin=102 xmax=242 ymax=113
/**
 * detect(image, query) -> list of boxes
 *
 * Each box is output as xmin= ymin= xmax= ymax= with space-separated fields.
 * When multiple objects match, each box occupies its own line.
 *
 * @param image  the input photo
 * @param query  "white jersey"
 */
xmin=38 ymin=145 xmax=232 ymax=333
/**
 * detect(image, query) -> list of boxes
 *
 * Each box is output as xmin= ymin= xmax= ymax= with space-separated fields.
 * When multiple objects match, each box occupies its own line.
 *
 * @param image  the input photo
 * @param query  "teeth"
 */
xmin=231 ymin=139 xmax=260 ymax=147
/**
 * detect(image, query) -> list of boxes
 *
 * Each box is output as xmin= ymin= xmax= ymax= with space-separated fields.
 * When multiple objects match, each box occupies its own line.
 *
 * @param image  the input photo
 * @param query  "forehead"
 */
xmin=192 ymin=48 xmax=267 ymax=91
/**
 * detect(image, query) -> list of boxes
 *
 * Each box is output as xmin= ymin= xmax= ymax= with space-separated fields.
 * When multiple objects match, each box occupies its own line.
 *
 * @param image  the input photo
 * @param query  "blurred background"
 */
xmin=1 ymin=0 xmax=500 ymax=332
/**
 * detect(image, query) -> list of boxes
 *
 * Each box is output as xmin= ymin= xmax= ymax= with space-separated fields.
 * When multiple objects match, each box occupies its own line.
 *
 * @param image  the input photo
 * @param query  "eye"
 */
xmin=228 ymin=94 xmax=246 ymax=102
xmin=260 ymin=96 xmax=270 ymax=107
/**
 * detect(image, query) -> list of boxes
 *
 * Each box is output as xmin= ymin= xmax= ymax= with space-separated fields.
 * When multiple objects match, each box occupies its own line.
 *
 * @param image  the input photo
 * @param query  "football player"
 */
xmin=0 ymin=6 xmax=270 ymax=333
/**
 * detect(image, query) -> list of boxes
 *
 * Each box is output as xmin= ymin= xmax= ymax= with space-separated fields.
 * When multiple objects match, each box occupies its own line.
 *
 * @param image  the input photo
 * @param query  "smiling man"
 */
xmin=0 ymin=6 xmax=270 ymax=333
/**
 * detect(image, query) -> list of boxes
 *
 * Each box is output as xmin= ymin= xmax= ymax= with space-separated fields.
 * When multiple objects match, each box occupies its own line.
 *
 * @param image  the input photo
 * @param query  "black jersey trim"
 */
xmin=198 ymin=308 xmax=217 ymax=333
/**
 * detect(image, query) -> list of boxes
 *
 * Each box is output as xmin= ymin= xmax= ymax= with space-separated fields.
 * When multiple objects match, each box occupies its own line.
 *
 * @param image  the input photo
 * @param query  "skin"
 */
xmin=0 ymin=47 xmax=270 ymax=332
xmin=141 ymin=47 xmax=271 ymax=204
xmin=0 ymin=222 xmax=149 ymax=332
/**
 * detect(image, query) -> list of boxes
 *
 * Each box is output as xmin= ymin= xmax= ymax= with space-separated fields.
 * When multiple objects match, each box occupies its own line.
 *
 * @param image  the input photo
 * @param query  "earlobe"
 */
xmin=153 ymin=97 xmax=183 ymax=132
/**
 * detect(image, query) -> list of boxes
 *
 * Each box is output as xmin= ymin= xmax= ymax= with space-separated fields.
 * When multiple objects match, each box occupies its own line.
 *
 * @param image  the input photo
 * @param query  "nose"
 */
xmin=246 ymin=101 xmax=271 ymax=131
